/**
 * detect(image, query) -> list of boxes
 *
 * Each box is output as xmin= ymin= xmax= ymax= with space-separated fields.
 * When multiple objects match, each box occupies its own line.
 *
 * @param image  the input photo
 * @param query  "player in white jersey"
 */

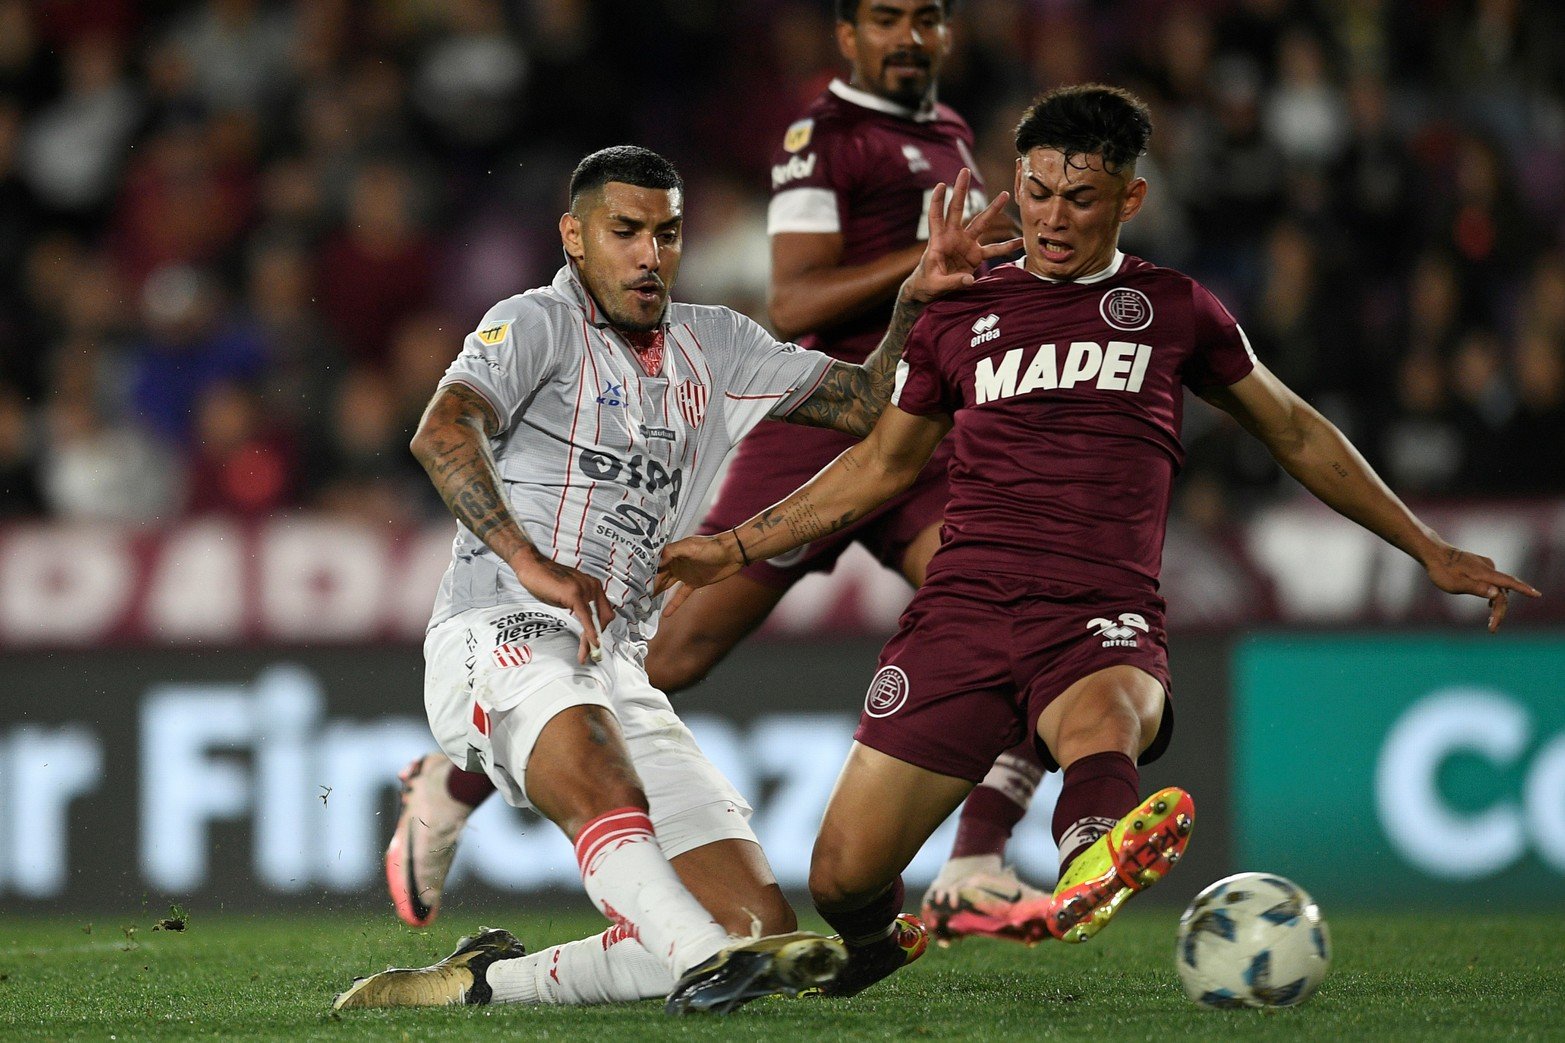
xmin=332 ymin=147 xmax=1017 ymax=1013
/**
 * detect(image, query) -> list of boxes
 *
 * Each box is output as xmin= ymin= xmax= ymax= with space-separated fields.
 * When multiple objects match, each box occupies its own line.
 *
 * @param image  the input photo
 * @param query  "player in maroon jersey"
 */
xmin=656 ymin=83 xmax=1539 ymax=990
xmin=385 ymin=0 xmax=1050 ymax=944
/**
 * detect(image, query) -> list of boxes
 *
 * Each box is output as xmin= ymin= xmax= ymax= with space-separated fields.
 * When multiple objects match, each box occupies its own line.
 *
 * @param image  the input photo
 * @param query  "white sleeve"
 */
xmin=437 ymin=297 xmax=556 ymax=433
xmin=714 ymin=311 xmax=833 ymax=442
xmin=767 ymin=188 xmax=841 ymax=234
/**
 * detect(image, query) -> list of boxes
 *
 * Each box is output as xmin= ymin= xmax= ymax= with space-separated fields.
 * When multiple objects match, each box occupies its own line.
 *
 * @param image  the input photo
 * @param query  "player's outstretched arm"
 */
xmin=411 ymin=383 xmax=614 ymax=661
xmin=1201 ymin=363 xmax=1541 ymax=631
xmin=787 ymin=169 xmax=1021 ymax=438
xmin=656 ymin=406 xmax=952 ymax=613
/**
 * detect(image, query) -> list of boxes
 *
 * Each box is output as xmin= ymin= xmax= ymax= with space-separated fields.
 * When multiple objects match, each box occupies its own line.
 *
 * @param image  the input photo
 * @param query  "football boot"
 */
xmin=332 ymin=927 xmax=525 ymax=1009
xmin=386 ymin=753 xmax=473 ymax=927
xmin=664 ymin=932 xmax=848 ymax=1014
xmin=920 ymin=864 xmax=1049 ymax=945
xmin=991 ymin=786 xmax=1195 ymax=944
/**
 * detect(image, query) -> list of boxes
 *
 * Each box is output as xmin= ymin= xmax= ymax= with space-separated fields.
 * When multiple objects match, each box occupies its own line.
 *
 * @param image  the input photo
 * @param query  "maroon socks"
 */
xmin=1051 ymin=750 xmax=1139 ymax=875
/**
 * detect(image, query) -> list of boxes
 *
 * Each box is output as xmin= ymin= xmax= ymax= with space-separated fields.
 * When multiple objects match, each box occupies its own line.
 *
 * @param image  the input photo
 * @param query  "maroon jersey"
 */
xmin=699 ymin=80 xmax=981 ymax=567
xmin=767 ymin=79 xmax=984 ymax=365
xmin=893 ymin=253 xmax=1257 ymax=593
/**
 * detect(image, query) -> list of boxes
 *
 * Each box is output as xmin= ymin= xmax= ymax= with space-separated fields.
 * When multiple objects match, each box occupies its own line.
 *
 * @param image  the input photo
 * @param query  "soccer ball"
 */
xmin=1174 ymin=873 xmax=1331 ymax=1009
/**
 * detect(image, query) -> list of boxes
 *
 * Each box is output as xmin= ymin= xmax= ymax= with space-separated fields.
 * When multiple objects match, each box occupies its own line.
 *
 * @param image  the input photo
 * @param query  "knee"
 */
xmin=808 ymin=837 xmax=879 ymax=913
xmin=644 ymin=642 xmax=716 ymax=695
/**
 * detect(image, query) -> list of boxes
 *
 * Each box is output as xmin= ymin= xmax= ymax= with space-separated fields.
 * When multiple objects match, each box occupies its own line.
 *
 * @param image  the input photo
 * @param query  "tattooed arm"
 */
xmin=1199 ymin=361 xmax=1539 ymax=631
xmin=785 ymin=168 xmax=1020 ymax=438
xmin=410 ymin=382 xmax=615 ymax=662
xmin=655 ymin=405 xmax=951 ymax=613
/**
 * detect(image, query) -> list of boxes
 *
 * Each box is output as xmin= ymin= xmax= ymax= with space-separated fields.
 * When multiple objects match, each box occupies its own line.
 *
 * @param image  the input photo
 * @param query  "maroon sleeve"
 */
xmin=770 ymin=113 xmax=857 ymax=216
xmin=1182 ymin=281 xmax=1258 ymax=390
xmin=891 ymin=311 xmax=957 ymax=416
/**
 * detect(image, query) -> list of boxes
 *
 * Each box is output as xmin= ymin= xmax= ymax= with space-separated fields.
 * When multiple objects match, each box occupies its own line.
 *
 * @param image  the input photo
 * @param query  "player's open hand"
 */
xmin=510 ymin=549 xmax=616 ymax=663
xmin=1423 ymin=544 xmax=1541 ymax=632
xmin=654 ymin=532 xmax=744 ymax=617
xmin=904 ymin=168 xmax=1022 ymax=305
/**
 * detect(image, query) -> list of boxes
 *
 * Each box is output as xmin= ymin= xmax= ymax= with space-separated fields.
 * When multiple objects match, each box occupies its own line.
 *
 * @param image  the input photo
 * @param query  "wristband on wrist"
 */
xmin=731 ymin=527 xmax=752 ymax=566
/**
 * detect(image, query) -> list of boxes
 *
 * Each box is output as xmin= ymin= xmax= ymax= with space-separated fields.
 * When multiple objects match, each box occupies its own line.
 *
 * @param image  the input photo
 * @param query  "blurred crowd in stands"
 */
xmin=0 ymin=0 xmax=1560 ymax=530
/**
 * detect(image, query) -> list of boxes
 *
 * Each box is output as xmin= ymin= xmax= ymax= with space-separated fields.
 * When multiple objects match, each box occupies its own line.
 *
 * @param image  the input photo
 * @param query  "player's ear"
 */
xmin=834 ymin=17 xmax=858 ymax=65
xmin=1119 ymin=177 xmax=1148 ymax=223
xmin=559 ymin=211 xmax=585 ymax=262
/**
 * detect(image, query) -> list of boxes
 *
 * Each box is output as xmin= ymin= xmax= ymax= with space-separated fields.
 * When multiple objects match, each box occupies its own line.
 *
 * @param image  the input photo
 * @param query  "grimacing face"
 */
xmin=1013 ymin=147 xmax=1146 ymax=281
xmin=560 ymin=181 xmax=683 ymax=332
xmin=837 ymin=0 xmax=949 ymax=110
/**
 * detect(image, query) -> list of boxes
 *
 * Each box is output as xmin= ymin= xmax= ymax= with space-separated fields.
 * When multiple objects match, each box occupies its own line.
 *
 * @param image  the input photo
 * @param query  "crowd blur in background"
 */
xmin=0 ymin=0 xmax=1560 ymax=531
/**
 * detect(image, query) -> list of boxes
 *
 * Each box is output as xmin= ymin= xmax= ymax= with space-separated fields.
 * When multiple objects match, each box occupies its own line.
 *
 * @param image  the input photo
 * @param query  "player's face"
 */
xmin=1014 ymin=148 xmax=1146 ymax=281
xmin=560 ymin=182 xmax=684 ymax=333
xmin=837 ymin=1 xmax=949 ymax=109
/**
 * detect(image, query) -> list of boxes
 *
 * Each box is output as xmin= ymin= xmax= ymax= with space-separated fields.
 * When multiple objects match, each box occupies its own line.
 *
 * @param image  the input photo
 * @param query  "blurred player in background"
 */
xmin=386 ymin=0 xmax=1050 ymax=952
xmin=656 ymin=84 xmax=1539 ymax=993
xmin=337 ymin=147 xmax=1017 ymax=1012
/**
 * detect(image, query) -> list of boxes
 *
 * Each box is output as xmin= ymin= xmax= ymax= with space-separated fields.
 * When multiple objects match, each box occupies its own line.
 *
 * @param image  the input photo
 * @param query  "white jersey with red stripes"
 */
xmin=430 ymin=261 xmax=832 ymax=642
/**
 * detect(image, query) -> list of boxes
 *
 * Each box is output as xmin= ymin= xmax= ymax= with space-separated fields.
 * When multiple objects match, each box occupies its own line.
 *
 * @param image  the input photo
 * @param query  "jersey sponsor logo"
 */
xmin=638 ymin=423 xmax=676 ymax=442
xmin=493 ymin=611 xmax=566 ymax=645
xmin=476 ymin=321 xmax=511 ymax=345
xmin=902 ymin=143 xmax=931 ymax=174
xmin=596 ymin=379 xmax=627 ymax=407
xmin=970 ymin=313 xmax=1001 ymax=347
xmin=1087 ymin=612 xmax=1150 ymax=648
xmin=578 ymin=448 xmax=685 ymax=508
xmin=772 ymin=151 xmax=817 ymax=190
xmin=594 ymin=502 xmax=664 ymax=564
xmin=491 ymin=642 xmax=532 ymax=669
xmin=973 ymin=341 xmax=1152 ymax=404
xmin=1099 ymin=288 xmax=1153 ymax=332
xmin=674 ymin=380 xmax=708 ymax=428
xmin=865 ymin=665 xmax=911 ymax=718
xmin=783 ymin=118 xmax=814 ymax=153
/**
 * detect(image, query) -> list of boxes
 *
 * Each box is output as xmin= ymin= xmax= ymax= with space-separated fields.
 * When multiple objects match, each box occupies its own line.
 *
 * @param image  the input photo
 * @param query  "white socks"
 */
xmin=571 ymin=808 xmax=730 ymax=979
xmin=484 ymin=807 xmax=731 ymax=1006
xmin=485 ymin=928 xmax=676 ymax=1004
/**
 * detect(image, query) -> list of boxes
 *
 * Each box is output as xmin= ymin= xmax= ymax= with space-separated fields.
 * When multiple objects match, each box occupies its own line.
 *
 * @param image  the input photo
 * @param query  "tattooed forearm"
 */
xmin=411 ymin=385 xmax=534 ymax=565
xmin=748 ymin=496 xmax=867 ymax=553
xmin=787 ymin=291 xmax=927 ymax=437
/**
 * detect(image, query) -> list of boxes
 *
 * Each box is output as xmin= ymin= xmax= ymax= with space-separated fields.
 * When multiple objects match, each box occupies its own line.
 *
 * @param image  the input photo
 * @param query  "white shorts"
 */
xmin=424 ymin=604 xmax=757 ymax=859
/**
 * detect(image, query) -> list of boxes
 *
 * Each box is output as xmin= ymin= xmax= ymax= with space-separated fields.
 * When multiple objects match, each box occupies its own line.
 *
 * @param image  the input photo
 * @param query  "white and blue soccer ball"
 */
xmin=1174 ymin=872 xmax=1331 ymax=1009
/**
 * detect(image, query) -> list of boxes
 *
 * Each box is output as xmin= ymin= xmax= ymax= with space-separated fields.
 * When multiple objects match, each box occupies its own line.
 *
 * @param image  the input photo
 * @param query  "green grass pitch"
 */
xmin=4 ymin=906 xmax=1563 ymax=1041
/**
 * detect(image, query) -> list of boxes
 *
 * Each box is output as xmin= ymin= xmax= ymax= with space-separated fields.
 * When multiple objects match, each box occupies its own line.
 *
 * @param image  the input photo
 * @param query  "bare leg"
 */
xmin=644 ymin=571 xmax=787 ymax=693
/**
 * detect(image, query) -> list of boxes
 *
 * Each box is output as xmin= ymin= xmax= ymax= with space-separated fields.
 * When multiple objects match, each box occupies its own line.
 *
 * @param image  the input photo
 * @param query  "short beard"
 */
xmin=602 ymin=302 xmax=661 ymax=333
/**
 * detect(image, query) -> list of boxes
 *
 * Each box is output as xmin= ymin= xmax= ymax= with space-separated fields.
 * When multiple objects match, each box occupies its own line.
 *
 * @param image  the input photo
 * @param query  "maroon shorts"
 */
xmin=854 ymin=570 xmax=1174 ymax=781
xmin=699 ymin=429 xmax=950 ymax=589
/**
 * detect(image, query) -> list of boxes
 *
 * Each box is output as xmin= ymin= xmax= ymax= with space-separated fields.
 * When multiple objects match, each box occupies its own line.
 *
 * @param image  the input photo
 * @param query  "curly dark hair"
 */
xmin=835 ymin=0 xmax=952 ymax=24
xmin=1014 ymin=84 xmax=1152 ymax=176
xmin=568 ymin=146 xmax=683 ymax=212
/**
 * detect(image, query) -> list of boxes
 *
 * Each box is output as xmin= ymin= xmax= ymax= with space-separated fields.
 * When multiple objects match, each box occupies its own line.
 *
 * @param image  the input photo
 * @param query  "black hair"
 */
xmin=1014 ymin=84 xmax=1152 ymax=176
xmin=835 ymin=0 xmax=951 ymax=24
xmin=568 ymin=146 xmax=683 ymax=212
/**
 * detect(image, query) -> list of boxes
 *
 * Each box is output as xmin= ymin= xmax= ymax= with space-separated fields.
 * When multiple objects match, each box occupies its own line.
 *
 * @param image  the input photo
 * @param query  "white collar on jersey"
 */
xmin=1009 ymin=250 xmax=1125 ymax=285
xmin=828 ymin=78 xmax=939 ymax=122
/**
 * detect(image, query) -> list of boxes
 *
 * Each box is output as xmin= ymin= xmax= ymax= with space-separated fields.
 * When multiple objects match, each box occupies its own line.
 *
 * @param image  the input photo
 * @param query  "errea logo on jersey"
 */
xmin=970 ymin=313 xmax=1000 ymax=347
xmin=974 ymin=341 xmax=1151 ymax=404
